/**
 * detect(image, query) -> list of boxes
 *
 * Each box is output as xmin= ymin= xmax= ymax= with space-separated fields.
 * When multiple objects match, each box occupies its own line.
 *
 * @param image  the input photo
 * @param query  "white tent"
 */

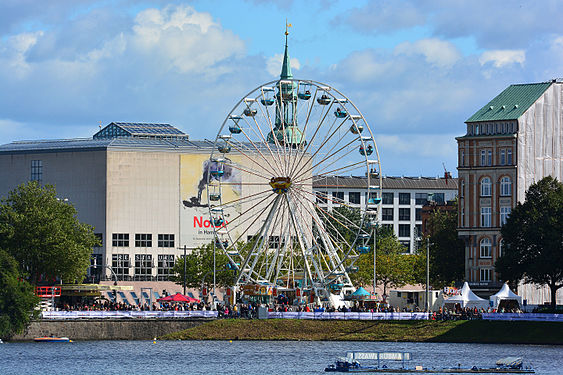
xmin=443 ymin=282 xmax=489 ymax=309
xmin=490 ymin=283 xmax=522 ymax=308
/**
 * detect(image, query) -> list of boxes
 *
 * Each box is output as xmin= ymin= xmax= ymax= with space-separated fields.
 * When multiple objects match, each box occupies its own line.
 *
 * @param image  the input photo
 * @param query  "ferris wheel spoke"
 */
xmin=233 ymin=126 xmax=284 ymax=177
xmin=219 ymin=192 xmax=277 ymax=243
xmin=253 ymin=98 xmax=287 ymax=177
xmin=236 ymin=195 xmax=282 ymax=284
xmin=294 ymin=197 xmax=352 ymax=282
xmin=291 ymin=133 xmax=358 ymax=183
xmin=218 ymin=157 xmax=273 ymax=182
xmin=283 ymin=193 xmax=319 ymax=289
xmin=211 ymin=188 xmax=271 ymax=211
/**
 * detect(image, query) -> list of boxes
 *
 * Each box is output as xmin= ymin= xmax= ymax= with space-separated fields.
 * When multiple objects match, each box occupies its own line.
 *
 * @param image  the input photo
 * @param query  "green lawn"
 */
xmin=162 ymin=319 xmax=563 ymax=344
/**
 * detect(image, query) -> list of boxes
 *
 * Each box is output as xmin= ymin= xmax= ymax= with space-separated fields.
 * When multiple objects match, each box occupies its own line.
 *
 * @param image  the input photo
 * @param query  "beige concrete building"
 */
xmin=0 ymin=123 xmax=221 ymax=281
xmin=457 ymin=81 xmax=563 ymax=297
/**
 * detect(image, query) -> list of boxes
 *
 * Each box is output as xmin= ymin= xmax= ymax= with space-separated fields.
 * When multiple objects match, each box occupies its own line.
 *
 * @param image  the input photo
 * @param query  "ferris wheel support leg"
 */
xmin=285 ymin=193 xmax=331 ymax=303
xmin=235 ymin=195 xmax=282 ymax=286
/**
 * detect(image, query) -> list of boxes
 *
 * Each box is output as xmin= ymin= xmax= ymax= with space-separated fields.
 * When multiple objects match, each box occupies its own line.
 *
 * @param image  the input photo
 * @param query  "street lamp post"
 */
xmin=426 ymin=237 xmax=430 ymax=312
xmin=372 ymin=225 xmax=377 ymax=296
xmin=183 ymin=245 xmax=187 ymax=296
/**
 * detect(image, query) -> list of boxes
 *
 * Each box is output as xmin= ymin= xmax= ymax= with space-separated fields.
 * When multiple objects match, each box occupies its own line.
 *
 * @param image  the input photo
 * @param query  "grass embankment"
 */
xmin=162 ymin=319 xmax=563 ymax=345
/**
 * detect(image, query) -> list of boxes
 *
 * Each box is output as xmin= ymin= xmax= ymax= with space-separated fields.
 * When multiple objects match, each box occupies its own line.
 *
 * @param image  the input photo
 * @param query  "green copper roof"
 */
xmin=466 ymin=82 xmax=552 ymax=123
xmin=280 ymin=34 xmax=293 ymax=80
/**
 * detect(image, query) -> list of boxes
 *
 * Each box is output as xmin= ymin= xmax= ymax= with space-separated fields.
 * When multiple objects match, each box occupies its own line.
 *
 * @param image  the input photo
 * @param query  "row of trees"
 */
xmin=0 ymin=182 xmax=98 ymax=339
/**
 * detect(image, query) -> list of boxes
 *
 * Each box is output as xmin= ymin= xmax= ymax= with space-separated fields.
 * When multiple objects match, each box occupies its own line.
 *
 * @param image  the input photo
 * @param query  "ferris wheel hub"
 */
xmin=269 ymin=177 xmax=292 ymax=194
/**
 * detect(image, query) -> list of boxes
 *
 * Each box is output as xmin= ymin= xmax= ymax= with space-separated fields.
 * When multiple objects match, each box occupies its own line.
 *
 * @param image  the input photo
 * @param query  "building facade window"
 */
xmin=94 ymin=233 xmax=103 ymax=247
xmin=415 ymin=193 xmax=427 ymax=205
xmin=348 ymin=192 xmax=360 ymax=204
xmin=415 ymin=224 xmax=422 ymax=238
xmin=157 ymin=254 xmax=175 ymax=280
xmin=399 ymin=193 xmax=410 ymax=205
xmin=507 ymin=149 xmax=513 ymax=165
xmin=134 ymin=254 xmax=153 ymax=278
xmin=500 ymin=176 xmax=512 ymax=196
xmin=112 ymin=254 xmax=130 ymax=279
xmin=399 ymin=240 xmax=411 ymax=252
xmin=268 ymin=235 xmax=280 ymax=249
xmin=31 ymin=160 xmax=43 ymax=181
xmin=429 ymin=192 xmax=445 ymax=204
xmin=382 ymin=192 xmax=394 ymax=205
xmin=112 ymin=233 xmax=129 ymax=247
xmin=500 ymin=206 xmax=511 ymax=225
xmin=135 ymin=234 xmax=152 ymax=247
xmin=480 ymin=268 xmax=492 ymax=282
xmin=460 ymin=149 xmax=465 ymax=166
xmin=316 ymin=191 xmax=328 ymax=204
xmin=332 ymin=191 xmax=344 ymax=203
xmin=460 ymin=206 xmax=465 ymax=227
xmin=398 ymin=224 xmax=410 ymax=237
xmin=498 ymin=239 xmax=505 ymax=257
xmin=480 ymin=177 xmax=491 ymax=196
xmin=460 ymin=180 xmax=465 ymax=198
xmin=480 ymin=150 xmax=486 ymax=166
xmin=500 ymin=149 xmax=506 ymax=165
xmin=382 ymin=224 xmax=393 ymax=232
xmin=399 ymin=208 xmax=410 ymax=221
xmin=382 ymin=208 xmax=393 ymax=221
xmin=415 ymin=208 xmax=422 ymax=221
xmin=480 ymin=206 xmax=491 ymax=227
xmin=487 ymin=150 xmax=492 ymax=166
xmin=480 ymin=238 xmax=492 ymax=258
xmin=157 ymin=234 xmax=174 ymax=248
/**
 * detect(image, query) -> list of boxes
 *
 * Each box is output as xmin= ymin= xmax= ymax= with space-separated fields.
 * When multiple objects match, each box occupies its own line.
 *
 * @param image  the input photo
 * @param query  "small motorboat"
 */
xmin=34 ymin=336 xmax=71 ymax=343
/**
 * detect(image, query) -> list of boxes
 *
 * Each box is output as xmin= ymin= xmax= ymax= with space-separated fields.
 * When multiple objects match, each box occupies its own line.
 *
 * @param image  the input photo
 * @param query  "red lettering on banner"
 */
xmin=193 ymin=216 xmax=229 ymax=228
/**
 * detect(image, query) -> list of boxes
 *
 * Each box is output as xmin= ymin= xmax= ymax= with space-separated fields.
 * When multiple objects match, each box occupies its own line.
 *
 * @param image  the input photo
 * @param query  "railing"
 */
xmin=266 ymin=311 xmax=429 ymax=320
xmin=482 ymin=313 xmax=563 ymax=322
xmin=41 ymin=310 xmax=218 ymax=319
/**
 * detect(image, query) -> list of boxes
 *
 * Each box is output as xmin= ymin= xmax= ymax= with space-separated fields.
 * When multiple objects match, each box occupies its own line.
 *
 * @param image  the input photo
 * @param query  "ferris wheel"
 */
xmin=206 ymin=78 xmax=382 ymax=305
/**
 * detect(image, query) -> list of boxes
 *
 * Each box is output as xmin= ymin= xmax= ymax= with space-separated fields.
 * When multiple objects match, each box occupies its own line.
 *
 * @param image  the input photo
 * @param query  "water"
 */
xmin=1 ymin=340 xmax=561 ymax=374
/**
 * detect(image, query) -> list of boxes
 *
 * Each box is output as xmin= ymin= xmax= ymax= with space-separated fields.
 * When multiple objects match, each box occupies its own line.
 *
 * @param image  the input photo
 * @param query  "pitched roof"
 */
xmin=313 ymin=176 xmax=457 ymax=190
xmin=466 ymin=82 xmax=552 ymax=123
xmin=93 ymin=122 xmax=187 ymax=139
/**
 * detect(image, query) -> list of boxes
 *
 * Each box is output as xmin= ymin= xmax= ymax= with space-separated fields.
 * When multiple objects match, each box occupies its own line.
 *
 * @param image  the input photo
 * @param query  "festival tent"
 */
xmin=490 ymin=283 xmax=522 ymax=308
xmin=349 ymin=287 xmax=371 ymax=300
xmin=443 ymin=282 xmax=489 ymax=309
xmin=157 ymin=292 xmax=200 ymax=303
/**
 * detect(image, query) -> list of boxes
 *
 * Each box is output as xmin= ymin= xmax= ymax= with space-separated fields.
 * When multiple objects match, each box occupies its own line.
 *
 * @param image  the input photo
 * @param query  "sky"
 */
xmin=1 ymin=0 xmax=563 ymax=177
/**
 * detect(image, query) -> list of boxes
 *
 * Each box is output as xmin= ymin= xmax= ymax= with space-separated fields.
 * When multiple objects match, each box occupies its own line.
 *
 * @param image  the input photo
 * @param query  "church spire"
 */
xmin=280 ymin=22 xmax=292 ymax=80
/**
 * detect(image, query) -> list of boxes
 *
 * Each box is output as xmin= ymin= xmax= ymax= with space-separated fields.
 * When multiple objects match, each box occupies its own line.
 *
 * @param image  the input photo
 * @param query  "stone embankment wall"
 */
xmin=11 ymin=319 xmax=210 ymax=341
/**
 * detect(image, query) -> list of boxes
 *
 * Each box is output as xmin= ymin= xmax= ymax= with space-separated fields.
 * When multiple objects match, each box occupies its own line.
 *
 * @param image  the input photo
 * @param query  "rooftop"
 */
xmin=466 ymin=82 xmax=552 ymax=123
xmin=313 ymin=175 xmax=458 ymax=190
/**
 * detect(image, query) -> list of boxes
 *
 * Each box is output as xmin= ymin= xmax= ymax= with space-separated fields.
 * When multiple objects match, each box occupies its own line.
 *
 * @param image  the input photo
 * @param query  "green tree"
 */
xmin=0 ymin=182 xmax=99 ymax=284
xmin=496 ymin=176 xmax=563 ymax=310
xmin=424 ymin=202 xmax=465 ymax=288
xmin=172 ymin=242 xmax=237 ymax=289
xmin=352 ymin=227 xmax=413 ymax=296
xmin=0 ymin=249 xmax=39 ymax=340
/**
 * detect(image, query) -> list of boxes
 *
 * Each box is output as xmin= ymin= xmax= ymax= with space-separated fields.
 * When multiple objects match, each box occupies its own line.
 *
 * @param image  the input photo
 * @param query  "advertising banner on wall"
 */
xmin=179 ymin=154 xmax=242 ymax=249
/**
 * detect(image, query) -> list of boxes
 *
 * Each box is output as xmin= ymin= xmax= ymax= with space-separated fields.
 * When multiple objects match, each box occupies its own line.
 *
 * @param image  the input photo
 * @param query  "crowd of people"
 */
xmin=56 ymin=300 xmax=213 ymax=312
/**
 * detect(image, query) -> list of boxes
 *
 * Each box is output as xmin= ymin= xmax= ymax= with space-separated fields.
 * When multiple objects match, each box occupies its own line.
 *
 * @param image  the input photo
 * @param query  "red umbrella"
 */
xmin=157 ymin=292 xmax=200 ymax=303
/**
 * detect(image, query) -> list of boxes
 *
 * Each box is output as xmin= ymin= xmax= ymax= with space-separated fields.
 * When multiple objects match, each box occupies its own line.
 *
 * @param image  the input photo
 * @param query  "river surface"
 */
xmin=1 ymin=340 xmax=561 ymax=374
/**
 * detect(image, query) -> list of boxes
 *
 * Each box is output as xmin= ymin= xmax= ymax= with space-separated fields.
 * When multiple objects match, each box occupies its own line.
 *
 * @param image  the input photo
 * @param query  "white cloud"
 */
xmin=266 ymin=53 xmax=300 ymax=77
xmin=479 ymin=50 xmax=525 ymax=68
xmin=0 ymin=31 xmax=43 ymax=75
xmin=131 ymin=5 xmax=245 ymax=74
xmin=394 ymin=38 xmax=461 ymax=68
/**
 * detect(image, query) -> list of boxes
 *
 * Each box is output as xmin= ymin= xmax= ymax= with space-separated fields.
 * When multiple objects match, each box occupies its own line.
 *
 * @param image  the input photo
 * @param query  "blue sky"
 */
xmin=1 ymin=0 xmax=563 ymax=176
